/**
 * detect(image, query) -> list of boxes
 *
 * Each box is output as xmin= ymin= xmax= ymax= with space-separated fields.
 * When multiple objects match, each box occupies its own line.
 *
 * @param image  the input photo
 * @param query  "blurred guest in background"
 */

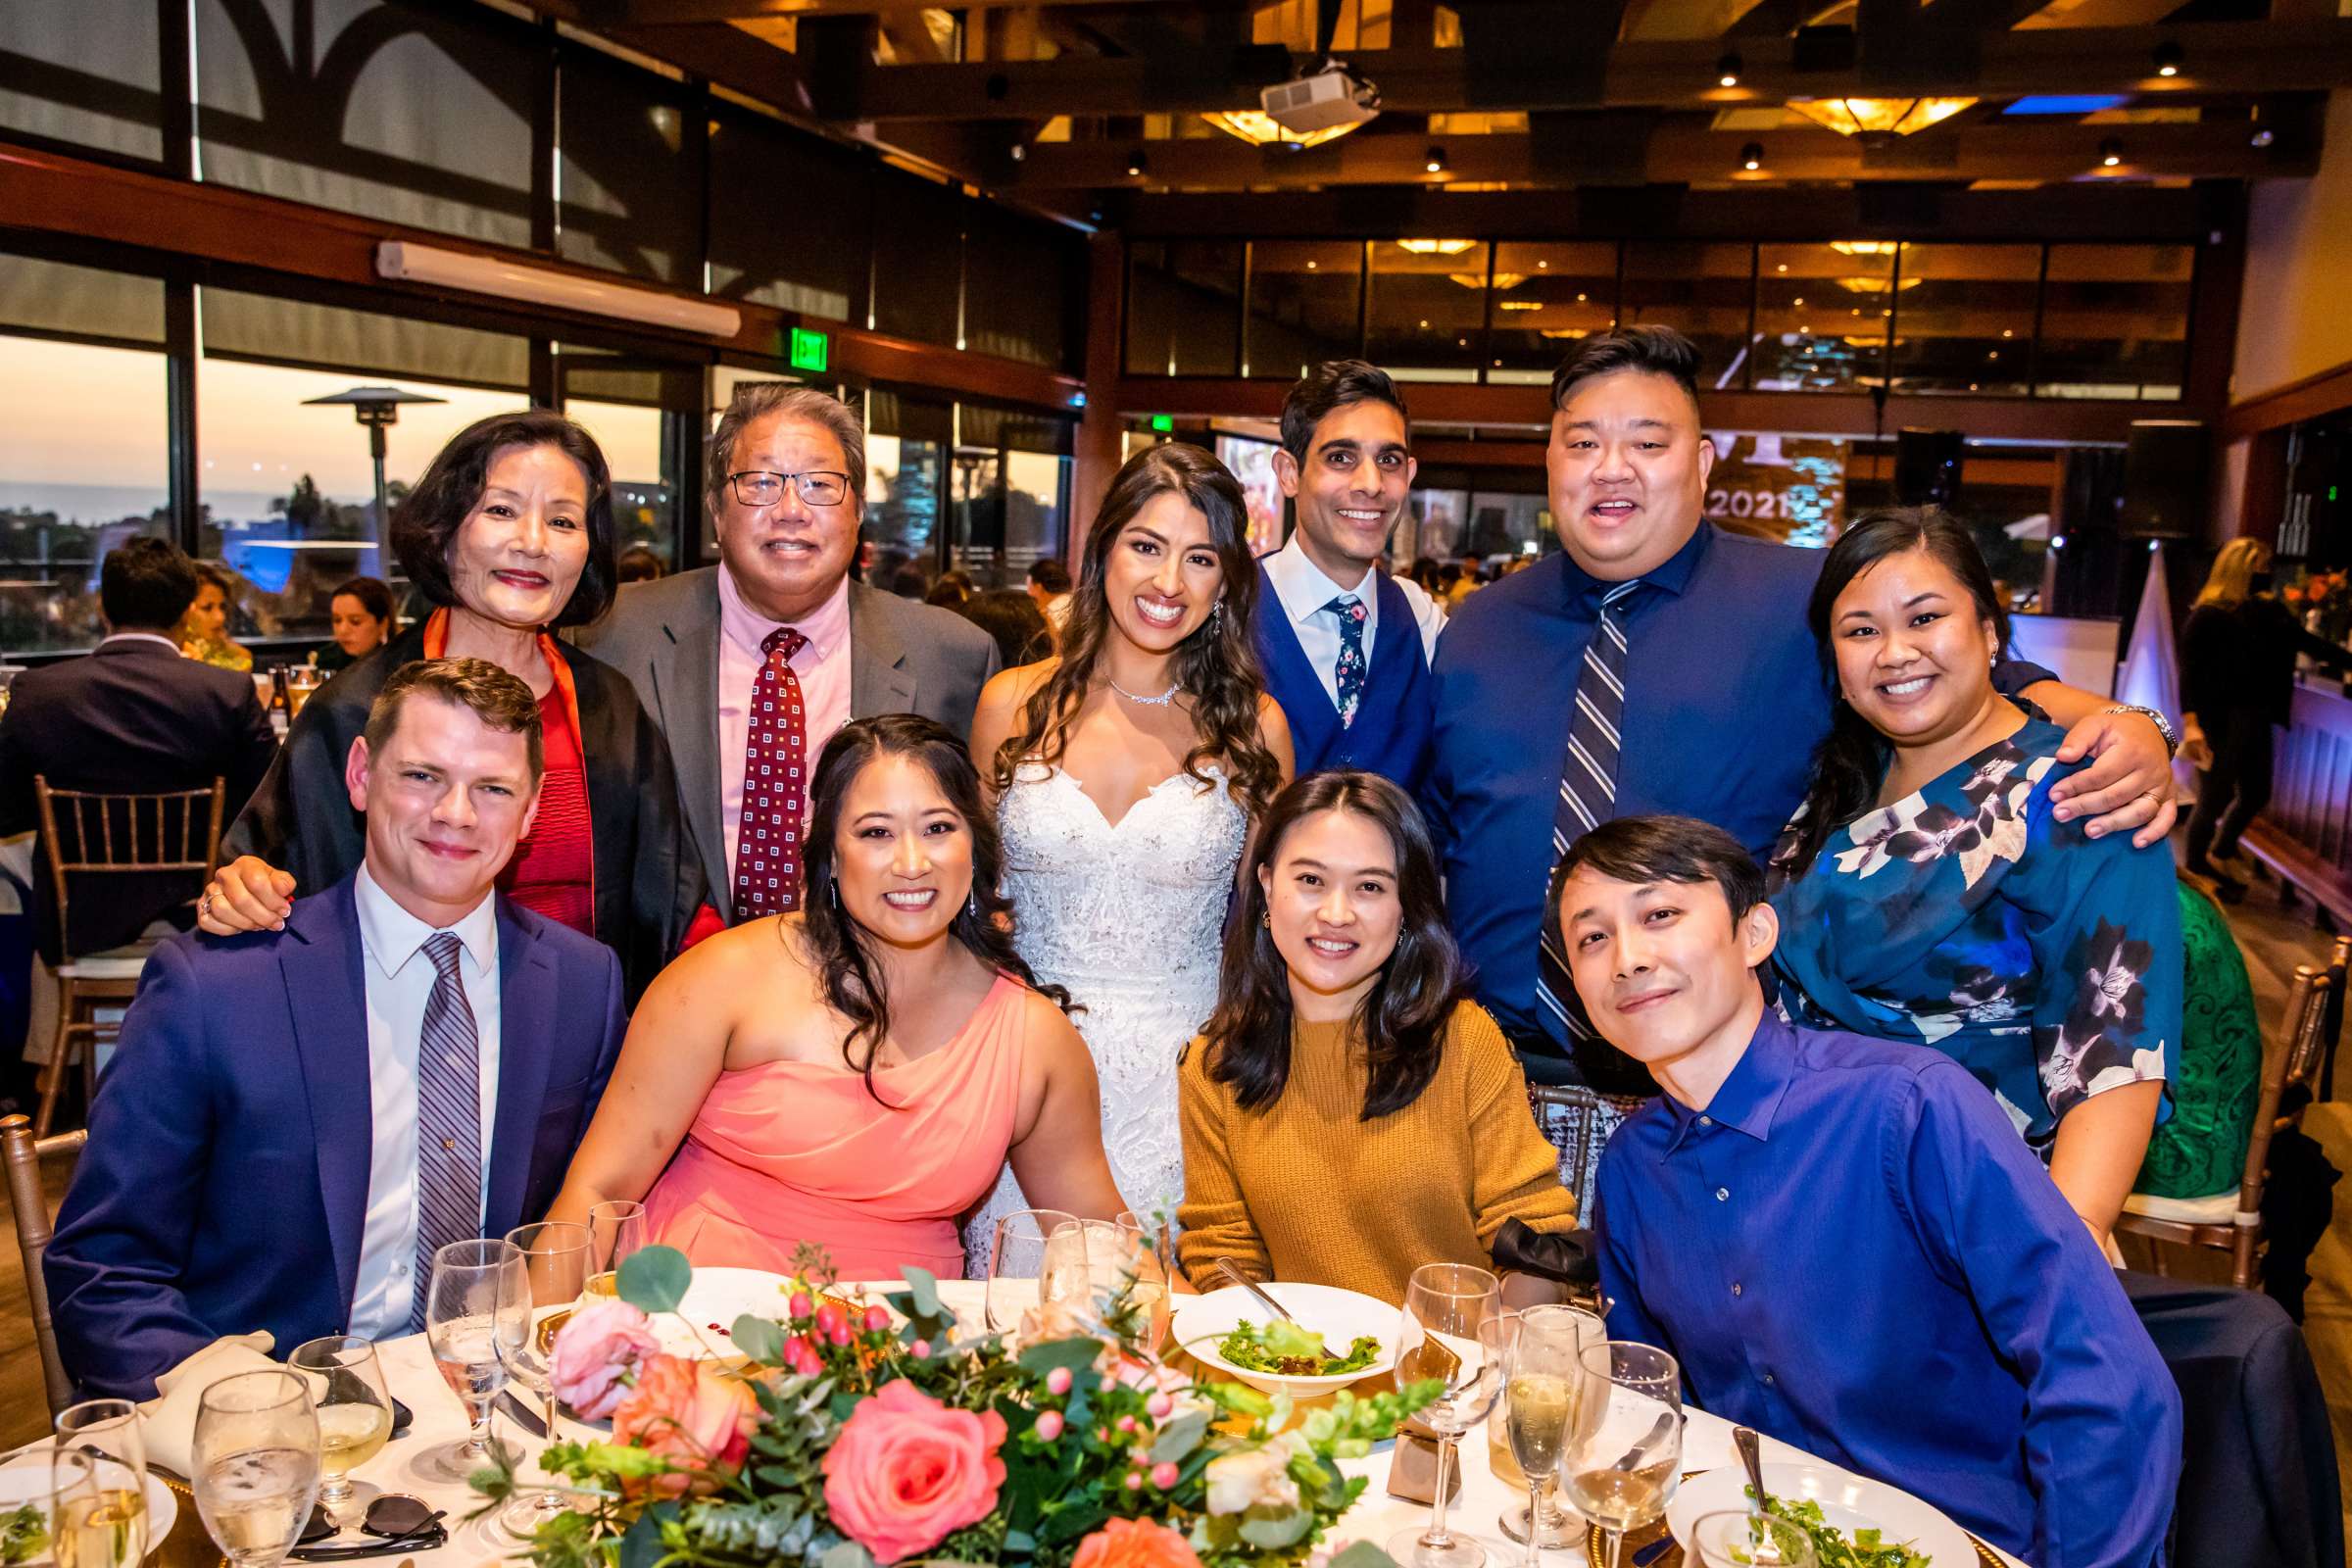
xmin=956 ymin=588 xmax=1053 ymax=669
xmin=2180 ymin=537 xmax=2352 ymax=900
xmin=318 ymin=575 xmax=397 ymax=672
xmin=1252 ymin=361 xmax=1446 ymax=793
xmin=924 ymin=567 xmax=977 ymax=610
xmin=1027 ymin=557 xmax=1073 ymax=644
xmin=578 ymin=382 xmax=998 ymax=927
xmin=198 ymin=411 xmax=701 ymax=1004
xmin=616 ymin=546 xmax=665 ymax=584
xmin=1180 ymin=770 xmax=1574 ymax=1302
xmin=962 ymin=442 xmax=1293 ymax=1260
xmin=178 ymin=562 xmax=252 ymax=672
xmin=545 ymin=715 xmax=1122 ymax=1279
xmin=0 ymin=539 xmax=275 ymax=965
xmin=46 ymin=659 xmax=626 ymax=1397
xmin=1767 ymin=509 xmax=2179 ymax=1252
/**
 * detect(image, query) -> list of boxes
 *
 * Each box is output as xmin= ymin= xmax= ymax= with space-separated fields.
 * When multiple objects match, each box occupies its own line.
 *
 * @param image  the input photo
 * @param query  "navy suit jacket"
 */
xmin=1251 ymin=564 xmax=1436 ymax=794
xmin=45 ymin=872 xmax=627 ymax=1398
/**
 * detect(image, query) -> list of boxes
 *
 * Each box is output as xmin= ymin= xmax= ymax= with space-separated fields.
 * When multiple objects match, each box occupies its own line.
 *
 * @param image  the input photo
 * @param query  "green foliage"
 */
xmin=1 ymin=1504 xmax=47 ymax=1566
xmin=618 ymin=1247 xmax=693 ymax=1313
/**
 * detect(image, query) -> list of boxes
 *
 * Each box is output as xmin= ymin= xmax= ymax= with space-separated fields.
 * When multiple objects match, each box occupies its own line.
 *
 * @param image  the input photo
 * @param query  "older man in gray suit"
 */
xmin=578 ymin=384 xmax=998 ymax=924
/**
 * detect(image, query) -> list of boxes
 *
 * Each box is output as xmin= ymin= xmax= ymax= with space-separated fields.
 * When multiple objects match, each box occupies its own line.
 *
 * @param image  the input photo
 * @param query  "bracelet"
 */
xmin=2103 ymin=703 xmax=2179 ymax=758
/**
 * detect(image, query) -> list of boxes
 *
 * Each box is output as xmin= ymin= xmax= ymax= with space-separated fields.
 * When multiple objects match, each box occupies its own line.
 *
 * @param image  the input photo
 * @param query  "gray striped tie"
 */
xmin=1535 ymin=578 xmax=1643 ymax=1057
xmin=410 ymin=932 xmax=480 ymax=1332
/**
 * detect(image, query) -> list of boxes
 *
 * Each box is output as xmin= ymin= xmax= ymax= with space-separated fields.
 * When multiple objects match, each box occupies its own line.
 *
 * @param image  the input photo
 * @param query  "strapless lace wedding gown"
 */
xmin=960 ymin=762 xmax=1249 ymax=1274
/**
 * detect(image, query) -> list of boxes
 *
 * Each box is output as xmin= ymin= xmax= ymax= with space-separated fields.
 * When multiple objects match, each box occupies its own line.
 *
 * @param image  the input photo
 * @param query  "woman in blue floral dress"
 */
xmin=1767 ymin=508 xmax=2180 ymax=1252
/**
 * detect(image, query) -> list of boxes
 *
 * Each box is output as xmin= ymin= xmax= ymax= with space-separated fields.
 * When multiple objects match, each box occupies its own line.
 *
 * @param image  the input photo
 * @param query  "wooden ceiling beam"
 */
xmin=810 ymin=21 xmax=2352 ymax=119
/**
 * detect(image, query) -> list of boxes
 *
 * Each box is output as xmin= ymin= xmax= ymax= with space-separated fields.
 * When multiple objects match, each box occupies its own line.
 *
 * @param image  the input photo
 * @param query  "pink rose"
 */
xmin=822 ymin=1380 xmax=1007 ymax=1563
xmin=1072 ymin=1518 xmax=1203 ymax=1568
xmin=612 ymin=1354 xmax=759 ymax=1496
xmin=550 ymin=1299 xmax=659 ymax=1420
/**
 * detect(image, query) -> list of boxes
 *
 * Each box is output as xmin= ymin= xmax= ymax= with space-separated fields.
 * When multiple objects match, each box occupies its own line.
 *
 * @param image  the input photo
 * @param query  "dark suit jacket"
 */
xmin=574 ymin=569 xmax=1001 ymax=921
xmin=0 ymin=637 xmax=277 ymax=961
xmin=221 ymin=624 xmax=702 ymax=1004
xmin=44 ymin=873 xmax=627 ymax=1398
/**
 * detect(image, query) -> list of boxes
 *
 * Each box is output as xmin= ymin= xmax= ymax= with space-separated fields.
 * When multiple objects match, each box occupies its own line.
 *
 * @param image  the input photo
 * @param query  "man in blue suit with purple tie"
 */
xmin=46 ymin=658 xmax=627 ymax=1398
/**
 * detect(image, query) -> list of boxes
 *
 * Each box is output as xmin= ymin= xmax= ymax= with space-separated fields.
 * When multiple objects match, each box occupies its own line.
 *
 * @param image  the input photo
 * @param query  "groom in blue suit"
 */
xmin=47 ymin=658 xmax=628 ymax=1398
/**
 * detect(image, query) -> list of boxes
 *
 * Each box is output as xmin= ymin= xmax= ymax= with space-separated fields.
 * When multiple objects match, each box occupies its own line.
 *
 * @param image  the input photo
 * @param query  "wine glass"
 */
xmin=1560 ymin=1342 xmax=1683 ymax=1568
xmin=584 ymin=1200 xmax=648 ymax=1298
xmin=1689 ymin=1512 xmax=1817 ymax=1568
xmin=1493 ymin=1304 xmax=1604 ymax=1545
xmin=419 ymin=1237 xmax=523 ymax=1484
xmin=499 ymin=1221 xmax=591 ymax=1536
xmin=985 ymin=1208 xmax=1079 ymax=1332
xmin=48 ymin=1447 xmax=144 ymax=1568
xmin=191 ymin=1370 xmax=321 ymax=1568
xmin=1387 ymin=1263 xmax=1503 ymax=1568
xmin=1497 ymin=1309 xmax=1590 ymax=1566
xmin=52 ymin=1397 xmax=149 ymax=1568
xmin=1112 ymin=1210 xmax=1174 ymax=1356
xmin=285 ymin=1338 xmax=392 ymax=1522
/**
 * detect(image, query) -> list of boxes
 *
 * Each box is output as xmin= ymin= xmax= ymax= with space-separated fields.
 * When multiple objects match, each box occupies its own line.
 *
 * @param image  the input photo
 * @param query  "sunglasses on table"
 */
xmin=289 ymin=1494 xmax=448 ymax=1559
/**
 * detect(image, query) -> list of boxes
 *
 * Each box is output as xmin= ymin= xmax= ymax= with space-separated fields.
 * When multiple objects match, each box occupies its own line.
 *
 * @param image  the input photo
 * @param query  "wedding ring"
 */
xmin=199 ymin=889 xmax=215 ymax=919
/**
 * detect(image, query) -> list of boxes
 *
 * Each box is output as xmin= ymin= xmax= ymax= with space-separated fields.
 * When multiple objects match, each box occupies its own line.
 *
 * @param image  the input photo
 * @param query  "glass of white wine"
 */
xmin=286 ymin=1337 xmax=393 ymax=1521
xmin=1495 ymin=1309 xmax=1587 ymax=1567
xmin=48 ymin=1448 xmax=143 ymax=1568
xmin=1560 ymin=1342 xmax=1682 ymax=1568
xmin=52 ymin=1398 xmax=148 ymax=1568
xmin=191 ymin=1370 xmax=321 ymax=1568
xmin=1494 ymin=1304 xmax=1603 ymax=1546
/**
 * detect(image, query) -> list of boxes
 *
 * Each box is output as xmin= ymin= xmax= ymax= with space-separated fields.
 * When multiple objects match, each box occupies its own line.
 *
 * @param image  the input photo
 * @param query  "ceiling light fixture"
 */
xmin=1396 ymin=238 xmax=1478 ymax=256
xmin=2152 ymin=40 xmax=2182 ymax=77
xmin=1425 ymin=144 xmax=1447 ymax=174
xmin=1200 ymin=110 xmax=1360 ymax=150
xmin=1717 ymin=51 xmax=1742 ymax=88
xmin=1008 ymin=142 xmax=1027 ymax=162
xmin=1740 ymin=141 xmax=1764 ymax=172
xmin=374 ymin=241 xmax=740 ymax=337
xmin=1830 ymin=240 xmax=1897 ymax=257
xmin=2099 ymin=137 xmax=2123 ymax=168
xmin=1788 ymin=98 xmax=1975 ymax=137
xmin=1126 ymin=150 xmax=1149 ymax=177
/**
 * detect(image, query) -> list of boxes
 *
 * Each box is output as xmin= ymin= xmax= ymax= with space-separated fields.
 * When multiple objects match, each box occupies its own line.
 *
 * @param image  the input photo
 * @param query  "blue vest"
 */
xmin=1251 ymin=564 xmax=1436 ymax=794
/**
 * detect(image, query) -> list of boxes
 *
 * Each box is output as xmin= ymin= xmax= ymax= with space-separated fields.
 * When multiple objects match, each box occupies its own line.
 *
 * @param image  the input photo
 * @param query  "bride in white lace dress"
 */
xmin=962 ymin=444 xmax=1293 ymax=1270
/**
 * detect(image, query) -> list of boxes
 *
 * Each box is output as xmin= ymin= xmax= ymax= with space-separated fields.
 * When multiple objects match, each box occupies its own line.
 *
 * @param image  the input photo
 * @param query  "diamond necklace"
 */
xmin=1106 ymin=674 xmax=1180 ymax=707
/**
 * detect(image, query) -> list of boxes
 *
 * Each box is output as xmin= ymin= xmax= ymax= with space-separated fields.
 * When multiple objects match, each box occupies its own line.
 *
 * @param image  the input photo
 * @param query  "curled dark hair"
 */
xmin=799 ymin=714 xmax=1069 ymax=1102
xmin=1550 ymin=813 xmax=1766 ymax=943
xmin=1549 ymin=324 xmax=1702 ymax=416
xmin=1280 ymin=360 xmax=1411 ymax=466
xmin=993 ymin=444 xmax=1283 ymax=818
xmin=1202 ymin=770 xmax=1466 ymax=1120
xmin=392 ymin=411 xmax=617 ymax=628
xmin=1777 ymin=506 xmax=2012 ymax=881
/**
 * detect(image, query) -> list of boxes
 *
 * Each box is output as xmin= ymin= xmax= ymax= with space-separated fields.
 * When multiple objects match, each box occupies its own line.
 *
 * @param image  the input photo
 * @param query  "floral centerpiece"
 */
xmin=472 ymin=1245 xmax=1436 ymax=1568
xmin=2282 ymin=566 xmax=2350 ymax=648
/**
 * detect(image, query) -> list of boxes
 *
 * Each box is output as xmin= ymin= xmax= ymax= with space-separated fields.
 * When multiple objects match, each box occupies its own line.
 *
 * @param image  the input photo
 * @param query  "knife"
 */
xmin=498 ymin=1390 xmax=549 ymax=1439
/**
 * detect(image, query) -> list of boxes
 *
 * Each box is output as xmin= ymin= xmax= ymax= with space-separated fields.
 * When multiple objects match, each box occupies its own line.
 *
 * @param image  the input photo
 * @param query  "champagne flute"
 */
xmin=52 ymin=1397 xmax=148 ymax=1568
xmin=985 ymin=1208 xmax=1079 ymax=1332
xmin=48 ymin=1448 xmax=143 ymax=1568
xmin=419 ymin=1237 xmax=522 ymax=1484
xmin=1494 ymin=1304 xmax=1603 ymax=1545
xmin=191 ymin=1370 xmax=321 ymax=1568
xmin=1112 ymin=1210 xmax=1174 ymax=1356
xmin=499 ymin=1221 xmax=590 ymax=1536
xmin=584 ymin=1200 xmax=648 ymax=1298
xmin=1560 ymin=1342 xmax=1683 ymax=1568
xmin=1689 ymin=1512 xmax=1817 ymax=1568
xmin=286 ymin=1337 xmax=392 ymax=1521
xmin=1387 ymin=1263 xmax=1504 ymax=1568
xmin=1498 ymin=1308 xmax=1592 ymax=1565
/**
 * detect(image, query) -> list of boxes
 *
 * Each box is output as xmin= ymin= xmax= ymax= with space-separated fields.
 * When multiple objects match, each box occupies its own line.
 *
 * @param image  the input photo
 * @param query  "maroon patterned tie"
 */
xmin=733 ymin=626 xmax=810 ymax=921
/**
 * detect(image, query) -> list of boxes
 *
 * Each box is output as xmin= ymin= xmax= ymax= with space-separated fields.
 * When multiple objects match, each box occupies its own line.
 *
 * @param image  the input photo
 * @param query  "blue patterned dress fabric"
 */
xmin=1324 ymin=594 xmax=1367 ymax=729
xmin=1766 ymin=712 xmax=2181 ymax=1146
xmin=411 ymin=931 xmax=480 ymax=1330
xmin=1534 ymin=577 xmax=1643 ymax=1051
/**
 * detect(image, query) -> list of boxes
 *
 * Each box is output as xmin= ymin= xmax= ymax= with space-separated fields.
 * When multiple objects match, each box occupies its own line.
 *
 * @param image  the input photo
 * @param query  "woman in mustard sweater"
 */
xmin=1177 ymin=770 xmax=1578 ymax=1303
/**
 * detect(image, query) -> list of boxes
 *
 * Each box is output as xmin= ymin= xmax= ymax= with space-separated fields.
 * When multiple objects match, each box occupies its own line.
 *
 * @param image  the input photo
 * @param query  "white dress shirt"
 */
xmin=347 ymin=865 xmax=504 ymax=1340
xmin=1260 ymin=534 xmax=1447 ymax=708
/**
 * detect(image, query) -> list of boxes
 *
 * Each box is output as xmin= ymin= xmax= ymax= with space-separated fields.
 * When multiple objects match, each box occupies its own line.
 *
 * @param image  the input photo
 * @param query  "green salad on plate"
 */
xmin=1215 ymin=1318 xmax=1381 ymax=1377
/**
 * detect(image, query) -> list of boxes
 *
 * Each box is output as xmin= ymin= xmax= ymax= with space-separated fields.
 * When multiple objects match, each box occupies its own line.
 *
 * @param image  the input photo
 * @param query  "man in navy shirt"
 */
xmin=1560 ymin=813 xmax=2180 ymax=1568
xmin=1425 ymin=325 xmax=2180 ymax=1086
xmin=1251 ymin=362 xmax=1447 ymax=792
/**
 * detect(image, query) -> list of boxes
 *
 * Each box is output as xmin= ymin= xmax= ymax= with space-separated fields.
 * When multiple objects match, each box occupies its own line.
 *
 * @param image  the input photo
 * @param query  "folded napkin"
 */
xmin=137 ymin=1333 xmax=277 ymax=1480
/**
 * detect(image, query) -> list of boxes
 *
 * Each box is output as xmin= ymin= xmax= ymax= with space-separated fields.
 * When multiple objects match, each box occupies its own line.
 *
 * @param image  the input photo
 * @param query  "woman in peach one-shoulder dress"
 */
xmin=545 ymin=715 xmax=1126 ymax=1281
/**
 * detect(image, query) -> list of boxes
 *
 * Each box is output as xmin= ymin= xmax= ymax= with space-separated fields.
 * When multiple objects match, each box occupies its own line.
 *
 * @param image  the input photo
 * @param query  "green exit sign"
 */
xmin=1150 ymin=415 xmax=1174 ymax=432
xmin=788 ymin=326 xmax=830 ymax=373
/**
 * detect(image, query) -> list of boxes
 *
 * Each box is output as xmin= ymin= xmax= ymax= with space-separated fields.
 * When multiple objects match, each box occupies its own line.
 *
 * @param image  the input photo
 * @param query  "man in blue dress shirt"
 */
xmin=1560 ymin=812 xmax=2180 ymax=1568
xmin=1426 ymin=325 xmax=2181 ymax=1088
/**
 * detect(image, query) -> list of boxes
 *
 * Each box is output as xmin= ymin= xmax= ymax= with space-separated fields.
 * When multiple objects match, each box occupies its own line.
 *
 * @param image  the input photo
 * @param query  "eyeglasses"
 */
xmin=726 ymin=469 xmax=850 ymax=507
xmin=289 ymin=1494 xmax=448 ymax=1559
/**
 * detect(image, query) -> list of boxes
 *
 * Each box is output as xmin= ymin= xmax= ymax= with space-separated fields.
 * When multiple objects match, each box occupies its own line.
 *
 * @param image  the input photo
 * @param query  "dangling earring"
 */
xmin=828 ymin=877 xmax=842 ymax=909
xmin=1260 ymin=906 xmax=1271 ymax=927
xmin=1210 ymin=600 xmax=1224 ymax=627
xmin=966 ymin=889 xmax=980 ymax=919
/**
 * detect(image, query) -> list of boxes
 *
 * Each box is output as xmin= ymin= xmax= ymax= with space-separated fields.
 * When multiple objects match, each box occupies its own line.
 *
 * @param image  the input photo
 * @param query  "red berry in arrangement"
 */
xmin=1115 ymin=1415 xmax=1137 ymax=1435
xmin=789 ymin=1292 xmax=813 ymax=1319
xmin=1147 ymin=1392 xmax=1174 ymax=1419
xmin=1035 ymin=1409 xmax=1065 ymax=1443
xmin=828 ymin=1322 xmax=854 ymax=1347
xmin=814 ymin=1302 xmax=848 ymax=1336
xmin=911 ymin=1339 xmax=933 ymax=1359
xmin=1046 ymin=1367 xmax=1073 ymax=1396
xmin=1152 ymin=1462 xmax=1179 ymax=1490
xmin=1124 ymin=1472 xmax=1144 ymax=1492
xmin=864 ymin=1305 xmax=892 ymax=1333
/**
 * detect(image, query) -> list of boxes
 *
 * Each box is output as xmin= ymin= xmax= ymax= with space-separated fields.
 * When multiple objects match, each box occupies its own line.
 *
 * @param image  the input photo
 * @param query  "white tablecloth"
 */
xmin=323 ymin=1280 xmax=2025 ymax=1568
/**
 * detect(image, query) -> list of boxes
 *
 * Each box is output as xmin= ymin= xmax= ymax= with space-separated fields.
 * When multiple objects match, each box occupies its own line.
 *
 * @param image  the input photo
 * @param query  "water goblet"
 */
xmin=191 ymin=1371 xmax=320 ymax=1568
xmin=418 ymin=1237 xmax=524 ymax=1483
xmin=583 ymin=1200 xmax=648 ymax=1298
xmin=1560 ymin=1342 xmax=1683 ymax=1568
xmin=986 ymin=1208 xmax=1079 ymax=1333
xmin=498 ymin=1221 xmax=591 ymax=1536
xmin=1386 ymin=1263 xmax=1503 ymax=1568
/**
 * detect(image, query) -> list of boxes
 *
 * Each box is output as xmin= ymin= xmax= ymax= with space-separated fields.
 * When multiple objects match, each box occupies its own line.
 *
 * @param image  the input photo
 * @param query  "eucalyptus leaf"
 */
xmin=1332 ymin=1541 xmax=1406 ymax=1568
xmin=616 ymin=1246 xmax=692 ymax=1314
xmin=820 ymin=1542 xmax=876 ymax=1568
xmin=731 ymin=1314 xmax=786 ymax=1364
xmin=902 ymin=1266 xmax=942 ymax=1319
xmin=1149 ymin=1410 xmax=1209 ymax=1462
xmin=1238 ymin=1510 xmax=1314 ymax=1549
xmin=615 ymin=1503 xmax=675 ymax=1568
xmin=1016 ymin=1337 xmax=1104 ymax=1376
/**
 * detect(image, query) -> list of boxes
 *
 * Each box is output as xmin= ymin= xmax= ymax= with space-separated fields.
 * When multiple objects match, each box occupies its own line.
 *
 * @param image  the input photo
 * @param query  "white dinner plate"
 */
xmin=1167 ymin=1283 xmax=1396 ymax=1397
xmin=0 ymin=1449 xmax=179 ymax=1563
xmin=1668 ymin=1461 xmax=1975 ymax=1567
xmin=657 ymin=1267 xmax=802 ymax=1359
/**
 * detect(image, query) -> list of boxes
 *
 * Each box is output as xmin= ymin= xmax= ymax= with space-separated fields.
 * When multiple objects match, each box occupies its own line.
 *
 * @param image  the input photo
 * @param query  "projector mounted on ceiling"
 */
xmin=1259 ymin=60 xmax=1379 ymax=136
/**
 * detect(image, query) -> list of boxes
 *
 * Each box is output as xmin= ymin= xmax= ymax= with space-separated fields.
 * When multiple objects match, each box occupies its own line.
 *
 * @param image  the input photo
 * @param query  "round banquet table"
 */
xmin=133 ymin=1278 xmax=2029 ymax=1568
